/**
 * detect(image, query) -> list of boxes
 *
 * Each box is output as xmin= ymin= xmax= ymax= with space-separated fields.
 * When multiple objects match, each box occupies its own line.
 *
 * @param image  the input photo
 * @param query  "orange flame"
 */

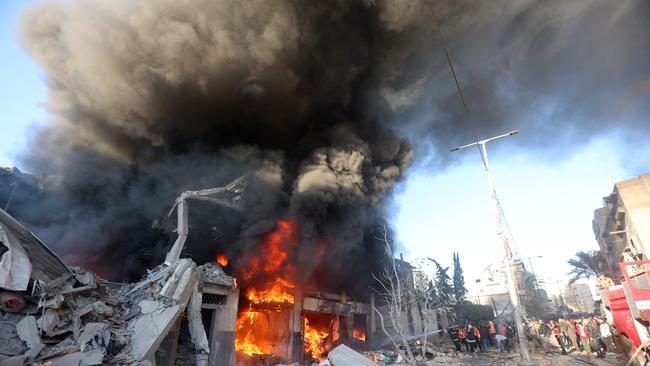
xmin=246 ymin=277 xmax=295 ymax=305
xmin=240 ymin=219 xmax=299 ymax=306
xmin=303 ymin=318 xmax=330 ymax=362
xmin=353 ymin=328 xmax=366 ymax=342
xmin=216 ymin=253 xmax=228 ymax=266
xmin=235 ymin=309 xmax=270 ymax=356
xmin=235 ymin=220 xmax=300 ymax=358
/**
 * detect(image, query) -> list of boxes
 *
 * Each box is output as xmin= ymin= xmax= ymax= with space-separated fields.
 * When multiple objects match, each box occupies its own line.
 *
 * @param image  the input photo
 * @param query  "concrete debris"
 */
xmin=0 ymin=224 xmax=31 ymax=291
xmin=37 ymin=308 xmax=59 ymax=335
xmin=197 ymin=263 xmax=235 ymax=288
xmin=0 ymin=312 xmax=26 ymax=357
xmin=0 ymin=207 xmax=216 ymax=366
xmin=128 ymin=303 xmax=182 ymax=361
xmin=0 ymin=355 xmax=28 ymax=366
xmin=16 ymin=316 xmax=43 ymax=359
xmin=186 ymin=283 xmax=210 ymax=354
xmin=78 ymin=323 xmax=110 ymax=352
xmin=45 ymin=349 xmax=104 ymax=366
xmin=327 ymin=344 xmax=377 ymax=366
xmin=0 ymin=208 xmax=69 ymax=286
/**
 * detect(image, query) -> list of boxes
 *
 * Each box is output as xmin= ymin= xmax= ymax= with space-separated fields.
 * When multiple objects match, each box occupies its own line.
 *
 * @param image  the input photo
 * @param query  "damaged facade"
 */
xmin=0 ymin=205 xmax=222 ymax=366
xmin=0 ymin=174 xmax=444 ymax=366
xmin=0 ymin=177 xmax=246 ymax=366
xmin=593 ymin=173 xmax=650 ymax=274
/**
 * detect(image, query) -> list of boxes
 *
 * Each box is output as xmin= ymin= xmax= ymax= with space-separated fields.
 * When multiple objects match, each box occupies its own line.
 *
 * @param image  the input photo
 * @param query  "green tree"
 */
xmin=430 ymin=259 xmax=453 ymax=305
xmin=567 ymin=250 xmax=607 ymax=284
xmin=452 ymin=252 xmax=467 ymax=302
xmin=522 ymin=272 xmax=546 ymax=318
xmin=455 ymin=302 xmax=494 ymax=322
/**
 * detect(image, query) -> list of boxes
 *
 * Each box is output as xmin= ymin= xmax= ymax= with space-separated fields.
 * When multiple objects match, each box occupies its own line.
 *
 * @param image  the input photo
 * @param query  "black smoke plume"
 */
xmin=14 ymin=0 xmax=418 ymax=292
xmin=10 ymin=0 xmax=650 ymax=291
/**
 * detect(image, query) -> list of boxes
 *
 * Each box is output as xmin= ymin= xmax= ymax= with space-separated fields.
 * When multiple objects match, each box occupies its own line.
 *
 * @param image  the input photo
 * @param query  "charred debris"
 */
xmin=0 ymin=170 xmax=454 ymax=366
xmin=0 ymin=174 xmax=243 ymax=366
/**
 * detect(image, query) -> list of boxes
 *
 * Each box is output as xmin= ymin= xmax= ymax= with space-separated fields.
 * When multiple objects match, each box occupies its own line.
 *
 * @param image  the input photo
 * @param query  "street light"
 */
xmin=451 ymin=130 xmax=532 ymax=364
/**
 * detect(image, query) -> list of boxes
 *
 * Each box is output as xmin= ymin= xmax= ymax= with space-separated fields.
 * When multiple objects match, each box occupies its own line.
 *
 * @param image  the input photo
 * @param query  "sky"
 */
xmin=392 ymin=134 xmax=642 ymax=295
xmin=1 ymin=0 xmax=648 ymax=298
xmin=0 ymin=0 xmax=45 ymax=168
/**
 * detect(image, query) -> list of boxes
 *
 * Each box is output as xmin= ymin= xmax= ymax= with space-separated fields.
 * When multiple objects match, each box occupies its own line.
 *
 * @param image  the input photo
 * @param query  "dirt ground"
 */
xmin=410 ymin=336 xmax=631 ymax=366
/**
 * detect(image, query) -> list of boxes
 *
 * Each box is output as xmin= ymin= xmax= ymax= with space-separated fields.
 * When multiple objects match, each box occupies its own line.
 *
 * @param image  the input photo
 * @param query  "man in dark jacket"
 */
xmin=466 ymin=325 xmax=478 ymax=353
xmin=448 ymin=327 xmax=462 ymax=351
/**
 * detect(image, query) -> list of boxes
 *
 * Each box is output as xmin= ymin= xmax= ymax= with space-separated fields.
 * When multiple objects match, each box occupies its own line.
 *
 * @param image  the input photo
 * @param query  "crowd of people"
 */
xmin=447 ymin=321 xmax=516 ymax=353
xmin=447 ymin=316 xmax=614 ymax=358
xmin=526 ymin=317 xmax=613 ymax=358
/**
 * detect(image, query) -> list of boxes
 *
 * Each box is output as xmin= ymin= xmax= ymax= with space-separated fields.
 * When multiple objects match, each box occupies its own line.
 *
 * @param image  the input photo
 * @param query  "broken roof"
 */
xmin=0 ymin=208 xmax=70 ymax=287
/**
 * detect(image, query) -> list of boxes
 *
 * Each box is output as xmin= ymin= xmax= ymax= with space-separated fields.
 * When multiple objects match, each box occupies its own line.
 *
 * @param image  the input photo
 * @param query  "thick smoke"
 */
xmin=384 ymin=0 xmax=650 ymax=165
xmin=12 ymin=0 xmax=650 ymax=291
xmin=15 ymin=0 xmax=418 ymax=291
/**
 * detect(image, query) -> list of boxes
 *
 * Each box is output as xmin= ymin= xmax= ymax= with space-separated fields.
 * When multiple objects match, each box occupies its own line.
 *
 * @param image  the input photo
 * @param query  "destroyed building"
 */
xmin=593 ymin=173 xmax=650 ymax=275
xmin=0 ymin=204 xmax=227 ymax=366
xmin=0 ymin=3 xmax=437 ymax=363
xmin=0 ymin=174 xmax=444 ymax=366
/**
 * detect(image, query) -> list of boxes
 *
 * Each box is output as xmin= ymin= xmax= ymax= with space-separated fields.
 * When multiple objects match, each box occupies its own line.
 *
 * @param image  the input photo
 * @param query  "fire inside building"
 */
xmin=0 ymin=2 xmax=456 ymax=364
xmin=0 ymin=170 xmax=448 ymax=366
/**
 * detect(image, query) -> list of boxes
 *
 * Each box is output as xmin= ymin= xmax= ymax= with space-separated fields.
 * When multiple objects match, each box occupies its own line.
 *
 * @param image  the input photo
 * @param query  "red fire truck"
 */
xmin=602 ymin=261 xmax=650 ymax=364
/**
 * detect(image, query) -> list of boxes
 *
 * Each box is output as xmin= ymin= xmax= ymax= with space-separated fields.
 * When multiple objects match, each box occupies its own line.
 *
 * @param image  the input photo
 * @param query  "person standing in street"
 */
xmin=449 ymin=327 xmax=462 ymax=352
xmin=466 ymin=325 xmax=478 ymax=353
xmin=496 ymin=333 xmax=507 ymax=352
xmin=479 ymin=323 xmax=490 ymax=352
xmin=552 ymin=320 xmax=568 ymax=355
xmin=577 ymin=321 xmax=591 ymax=354
xmin=566 ymin=319 xmax=579 ymax=350
xmin=589 ymin=317 xmax=606 ymax=358
xmin=505 ymin=323 xmax=515 ymax=353
xmin=488 ymin=320 xmax=497 ymax=346
xmin=559 ymin=318 xmax=572 ymax=350
xmin=598 ymin=318 xmax=613 ymax=352
xmin=458 ymin=326 xmax=467 ymax=352
xmin=572 ymin=319 xmax=584 ymax=351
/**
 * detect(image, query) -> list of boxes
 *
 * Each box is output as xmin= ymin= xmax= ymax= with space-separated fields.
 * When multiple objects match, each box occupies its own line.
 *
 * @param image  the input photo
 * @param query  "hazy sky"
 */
xmin=0 ymin=0 xmax=45 ymax=168
xmin=392 ymin=134 xmax=643 ymax=295
xmin=1 ymin=1 xmax=648 ymax=297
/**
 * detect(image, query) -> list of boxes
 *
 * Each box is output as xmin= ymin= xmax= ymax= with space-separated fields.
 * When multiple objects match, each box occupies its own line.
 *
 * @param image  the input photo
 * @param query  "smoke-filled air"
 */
xmin=11 ymin=0 xmax=650 ymax=289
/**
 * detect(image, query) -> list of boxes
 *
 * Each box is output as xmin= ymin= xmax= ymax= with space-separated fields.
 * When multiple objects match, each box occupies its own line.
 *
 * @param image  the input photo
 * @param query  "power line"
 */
xmin=427 ymin=4 xmax=469 ymax=118
xmin=426 ymin=2 xmax=487 ymax=170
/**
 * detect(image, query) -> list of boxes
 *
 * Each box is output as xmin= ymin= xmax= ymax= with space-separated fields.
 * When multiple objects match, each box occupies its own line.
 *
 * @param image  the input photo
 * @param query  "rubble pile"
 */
xmin=0 ymin=208 xmax=212 ymax=366
xmin=1 ymin=260 xmax=211 ymax=366
xmin=312 ymin=338 xmax=522 ymax=366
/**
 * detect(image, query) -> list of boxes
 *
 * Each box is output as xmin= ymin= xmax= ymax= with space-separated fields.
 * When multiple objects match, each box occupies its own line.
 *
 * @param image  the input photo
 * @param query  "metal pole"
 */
xmin=451 ymin=131 xmax=531 ymax=363
xmin=482 ymin=143 xmax=531 ymax=362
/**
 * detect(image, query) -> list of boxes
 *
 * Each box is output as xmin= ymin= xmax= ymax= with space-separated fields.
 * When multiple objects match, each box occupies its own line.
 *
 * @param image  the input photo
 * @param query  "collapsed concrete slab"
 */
xmin=0 ymin=208 xmax=70 ymax=288
xmin=0 ymin=178 xmax=246 ymax=366
xmin=0 ymin=209 xmax=219 ymax=366
xmin=326 ymin=344 xmax=377 ymax=366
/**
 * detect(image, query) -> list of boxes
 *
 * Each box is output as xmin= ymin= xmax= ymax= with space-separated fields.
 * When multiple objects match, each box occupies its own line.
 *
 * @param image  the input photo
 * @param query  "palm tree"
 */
xmin=523 ymin=273 xmax=545 ymax=292
xmin=567 ymin=250 xmax=607 ymax=283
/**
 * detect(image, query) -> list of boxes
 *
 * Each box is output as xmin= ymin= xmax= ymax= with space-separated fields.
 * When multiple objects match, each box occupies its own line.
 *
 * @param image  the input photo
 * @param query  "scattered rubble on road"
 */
xmin=307 ymin=337 xmax=525 ymax=366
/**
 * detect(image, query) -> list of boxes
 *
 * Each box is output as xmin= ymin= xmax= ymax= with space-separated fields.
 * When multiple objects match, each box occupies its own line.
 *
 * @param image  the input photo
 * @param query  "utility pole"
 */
xmin=451 ymin=130 xmax=532 ymax=364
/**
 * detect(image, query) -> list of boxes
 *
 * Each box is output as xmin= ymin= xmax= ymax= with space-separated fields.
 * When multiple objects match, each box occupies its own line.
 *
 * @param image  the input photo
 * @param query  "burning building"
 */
xmin=160 ymin=179 xmax=379 ymax=365
xmin=0 ymin=175 xmax=407 ymax=365
xmin=1 ymin=1 xmax=453 ymax=364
